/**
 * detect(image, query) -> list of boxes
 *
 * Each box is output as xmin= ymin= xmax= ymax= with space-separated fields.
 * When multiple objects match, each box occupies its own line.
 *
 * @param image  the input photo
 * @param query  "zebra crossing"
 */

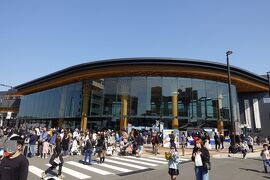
xmin=29 ymin=156 xmax=191 ymax=180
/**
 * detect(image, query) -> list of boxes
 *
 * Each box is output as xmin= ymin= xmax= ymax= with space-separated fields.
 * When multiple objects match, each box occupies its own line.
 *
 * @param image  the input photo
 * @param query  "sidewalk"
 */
xmin=142 ymin=144 xmax=262 ymax=160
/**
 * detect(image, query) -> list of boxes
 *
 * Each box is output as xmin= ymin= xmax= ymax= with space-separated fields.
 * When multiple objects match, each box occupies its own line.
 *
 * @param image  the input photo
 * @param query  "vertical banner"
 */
xmin=244 ymin=100 xmax=252 ymax=128
xmin=252 ymin=98 xmax=261 ymax=129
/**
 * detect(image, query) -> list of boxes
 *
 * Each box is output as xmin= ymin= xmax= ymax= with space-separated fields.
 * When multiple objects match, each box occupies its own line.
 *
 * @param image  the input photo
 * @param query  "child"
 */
xmin=168 ymin=146 xmax=180 ymax=180
xmin=260 ymin=144 xmax=270 ymax=173
xmin=43 ymin=139 xmax=50 ymax=159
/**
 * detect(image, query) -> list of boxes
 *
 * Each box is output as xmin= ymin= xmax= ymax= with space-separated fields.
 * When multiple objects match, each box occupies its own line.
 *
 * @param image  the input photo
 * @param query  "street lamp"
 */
xmin=0 ymin=83 xmax=13 ymax=90
xmin=226 ymin=51 xmax=236 ymax=147
xmin=267 ymin=71 xmax=270 ymax=96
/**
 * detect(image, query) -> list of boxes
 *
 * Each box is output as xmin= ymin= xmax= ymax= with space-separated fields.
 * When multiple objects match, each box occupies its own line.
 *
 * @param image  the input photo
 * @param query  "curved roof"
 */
xmin=15 ymin=57 xmax=269 ymax=95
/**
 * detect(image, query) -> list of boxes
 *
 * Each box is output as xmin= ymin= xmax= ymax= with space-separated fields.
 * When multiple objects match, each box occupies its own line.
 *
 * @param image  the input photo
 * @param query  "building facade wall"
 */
xmin=238 ymin=92 xmax=270 ymax=137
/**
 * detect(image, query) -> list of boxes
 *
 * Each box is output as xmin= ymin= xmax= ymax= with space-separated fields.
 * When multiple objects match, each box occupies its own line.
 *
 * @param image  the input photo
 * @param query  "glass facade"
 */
xmin=18 ymin=77 xmax=238 ymax=130
xmin=18 ymin=82 xmax=82 ymax=128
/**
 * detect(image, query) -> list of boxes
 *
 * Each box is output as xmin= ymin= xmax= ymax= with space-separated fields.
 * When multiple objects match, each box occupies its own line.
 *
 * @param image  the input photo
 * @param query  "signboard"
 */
xmin=263 ymin=98 xmax=270 ymax=104
xmin=253 ymin=98 xmax=261 ymax=129
xmin=6 ymin=112 xmax=12 ymax=119
xmin=162 ymin=129 xmax=180 ymax=148
xmin=244 ymin=100 xmax=252 ymax=128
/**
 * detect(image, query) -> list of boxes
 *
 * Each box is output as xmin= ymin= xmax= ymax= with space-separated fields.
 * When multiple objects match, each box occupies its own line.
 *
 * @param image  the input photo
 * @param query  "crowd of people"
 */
xmin=0 ymin=124 xmax=270 ymax=180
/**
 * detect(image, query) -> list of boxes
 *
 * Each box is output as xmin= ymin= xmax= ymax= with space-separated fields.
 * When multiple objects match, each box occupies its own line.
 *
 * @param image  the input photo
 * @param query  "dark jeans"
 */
xmin=84 ymin=149 xmax=93 ymax=164
xmin=248 ymin=145 xmax=254 ymax=152
xmin=263 ymin=160 xmax=270 ymax=173
xmin=195 ymin=166 xmax=209 ymax=180
xmin=215 ymin=142 xmax=220 ymax=150
xmin=242 ymin=149 xmax=247 ymax=158
xmin=45 ymin=162 xmax=63 ymax=176
xmin=220 ymin=141 xmax=224 ymax=149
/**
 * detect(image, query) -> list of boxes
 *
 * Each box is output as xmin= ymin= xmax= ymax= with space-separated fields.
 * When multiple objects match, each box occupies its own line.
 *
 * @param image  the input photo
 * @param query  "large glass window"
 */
xmin=205 ymin=80 xmax=218 ymax=120
xmin=18 ymin=76 xmax=239 ymax=131
xmin=18 ymin=82 xmax=82 ymax=119
xmin=178 ymin=78 xmax=192 ymax=119
xmin=130 ymin=77 xmax=147 ymax=117
xmin=191 ymin=79 xmax=206 ymax=122
xmin=146 ymin=77 xmax=162 ymax=117
xmin=162 ymin=77 xmax=178 ymax=117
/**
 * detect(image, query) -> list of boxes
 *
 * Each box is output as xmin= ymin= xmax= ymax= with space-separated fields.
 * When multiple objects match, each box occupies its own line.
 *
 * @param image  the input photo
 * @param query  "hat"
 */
xmin=0 ymin=135 xmax=24 ymax=154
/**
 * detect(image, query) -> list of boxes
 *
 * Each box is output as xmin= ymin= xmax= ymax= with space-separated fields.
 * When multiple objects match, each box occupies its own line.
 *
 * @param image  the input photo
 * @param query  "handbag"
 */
xmin=95 ymin=146 xmax=102 ymax=153
xmin=53 ymin=157 xmax=61 ymax=164
xmin=165 ymin=152 xmax=172 ymax=160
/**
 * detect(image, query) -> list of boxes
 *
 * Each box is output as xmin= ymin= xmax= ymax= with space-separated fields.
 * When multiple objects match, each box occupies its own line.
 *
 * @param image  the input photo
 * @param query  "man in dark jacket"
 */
xmin=220 ymin=134 xmax=225 ymax=149
xmin=214 ymin=132 xmax=220 ymax=151
xmin=29 ymin=130 xmax=38 ymax=158
xmin=0 ymin=136 xmax=29 ymax=180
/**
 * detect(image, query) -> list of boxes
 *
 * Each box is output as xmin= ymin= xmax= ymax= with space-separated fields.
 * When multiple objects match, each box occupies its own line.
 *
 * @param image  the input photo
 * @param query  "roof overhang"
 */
xmin=14 ymin=57 xmax=269 ymax=95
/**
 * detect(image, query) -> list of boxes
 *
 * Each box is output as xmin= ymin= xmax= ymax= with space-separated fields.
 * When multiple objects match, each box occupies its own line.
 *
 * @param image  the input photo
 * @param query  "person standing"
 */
xmin=214 ymin=132 xmax=220 ymax=151
xmin=42 ymin=139 xmax=50 ymax=159
xmin=219 ymin=134 xmax=224 ymax=149
xmin=191 ymin=139 xmax=210 ymax=180
xmin=96 ymin=134 xmax=106 ymax=163
xmin=61 ymin=131 xmax=70 ymax=157
xmin=137 ymin=132 xmax=144 ymax=157
xmin=169 ymin=131 xmax=176 ymax=151
xmin=168 ymin=147 xmax=180 ymax=180
xmin=0 ymin=136 xmax=29 ymax=180
xmin=28 ymin=130 xmax=38 ymax=158
xmin=84 ymin=135 xmax=94 ymax=165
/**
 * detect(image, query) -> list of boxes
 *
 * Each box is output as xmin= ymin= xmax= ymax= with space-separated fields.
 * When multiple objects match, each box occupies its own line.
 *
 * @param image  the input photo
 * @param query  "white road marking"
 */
xmin=125 ymin=156 xmax=167 ymax=164
xmin=29 ymin=166 xmax=62 ymax=180
xmin=148 ymin=157 xmax=168 ymax=161
xmin=105 ymin=159 xmax=147 ymax=169
xmin=66 ymin=161 xmax=112 ymax=175
xmin=111 ymin=157 xmax=157 ymax=166
xmin=94 ymin=162 xmax=132 ymax=172
xmin=45 ymin=164 xmax=91 ymax=179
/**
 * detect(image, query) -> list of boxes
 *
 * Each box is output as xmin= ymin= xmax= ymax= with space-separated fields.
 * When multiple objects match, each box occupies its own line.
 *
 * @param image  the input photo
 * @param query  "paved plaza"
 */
xmin=27 ymin=146 xmax=270 ymax=180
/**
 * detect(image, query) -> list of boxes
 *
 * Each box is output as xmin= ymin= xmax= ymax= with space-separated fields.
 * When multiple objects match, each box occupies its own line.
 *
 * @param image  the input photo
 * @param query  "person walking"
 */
xmin=247 ymin=135 xmax=254 ymax=153
xmin=240 ymin=140 xmax=248 ymax=159
xmin=191 ymin=139 xmax=210 ymax=180
xmin=42 ymin=135 xmax=64 ymax=179
xmin=168 ymin=147 xmax=180 ymax=180
xmin=260 ymin=144 xmax=270 ymax=173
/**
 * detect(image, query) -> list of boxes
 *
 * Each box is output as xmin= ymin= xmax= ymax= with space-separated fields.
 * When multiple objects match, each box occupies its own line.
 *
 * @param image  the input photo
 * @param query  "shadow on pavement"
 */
xmin=239 ymin=168 xmax=262 ymax=174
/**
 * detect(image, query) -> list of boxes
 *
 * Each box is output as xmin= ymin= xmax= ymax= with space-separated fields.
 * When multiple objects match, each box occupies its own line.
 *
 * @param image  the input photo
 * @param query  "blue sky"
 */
xmin=0 ymin=0 xmax=270 ymax=91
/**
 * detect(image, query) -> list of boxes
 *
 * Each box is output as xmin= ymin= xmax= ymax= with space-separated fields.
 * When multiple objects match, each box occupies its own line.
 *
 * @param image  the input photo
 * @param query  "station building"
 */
xmin=12 ymin=58 xmax=270 ymax=136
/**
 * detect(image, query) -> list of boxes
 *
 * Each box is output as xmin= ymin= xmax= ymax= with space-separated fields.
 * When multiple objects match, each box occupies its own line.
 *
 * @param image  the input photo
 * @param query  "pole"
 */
xmin=226 ymin=51 xmax=236 ymax=147
xmin=267 ymin=72 xmax=270 ymax=97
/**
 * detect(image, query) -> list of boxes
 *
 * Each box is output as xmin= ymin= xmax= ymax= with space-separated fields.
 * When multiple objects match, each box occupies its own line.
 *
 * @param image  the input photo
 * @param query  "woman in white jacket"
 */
xmin=168 ymin=147 xmax=181 ymax=180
